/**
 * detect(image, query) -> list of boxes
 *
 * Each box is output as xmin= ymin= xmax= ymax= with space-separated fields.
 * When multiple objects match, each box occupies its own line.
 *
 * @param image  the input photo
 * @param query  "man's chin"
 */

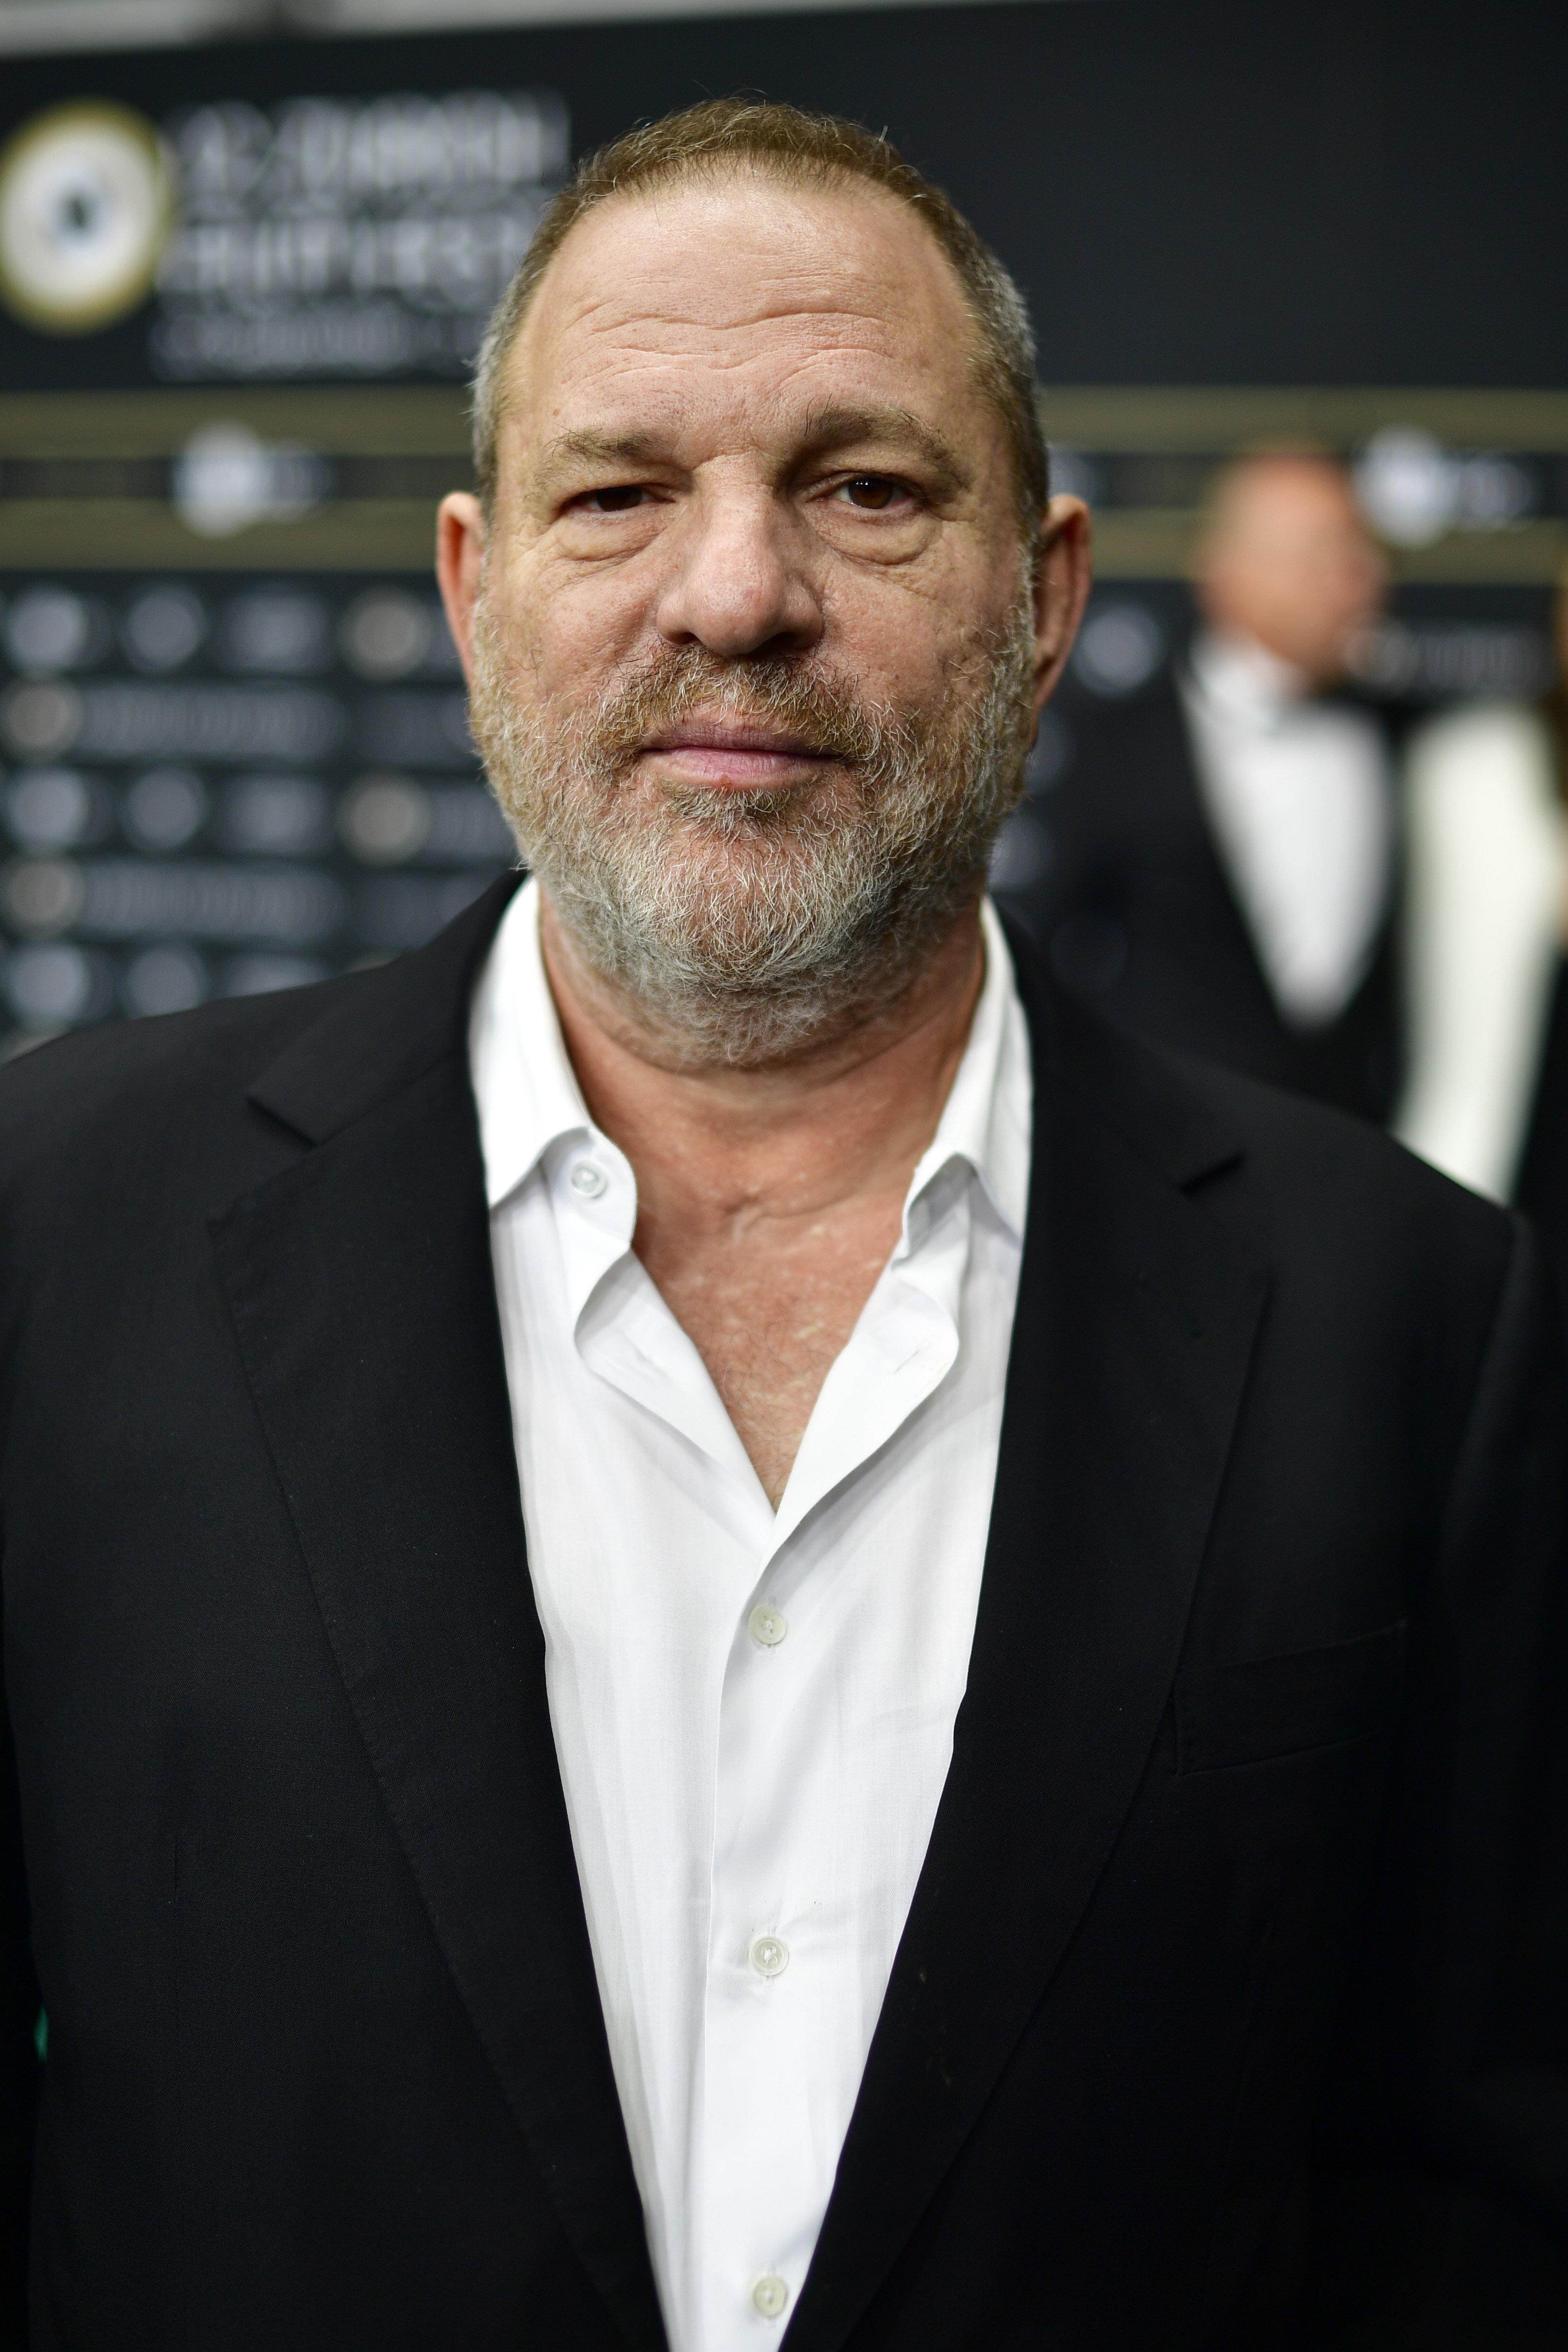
xmin=547 ymin=852 xmax=843 ymax=967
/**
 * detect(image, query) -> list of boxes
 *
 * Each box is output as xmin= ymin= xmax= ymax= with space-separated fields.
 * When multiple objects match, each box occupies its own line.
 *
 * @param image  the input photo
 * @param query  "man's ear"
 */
xmin=1032 ymin=494 xmax=1093 ymax=709
xmin=436 ymin=492 xmax=487 ymax=688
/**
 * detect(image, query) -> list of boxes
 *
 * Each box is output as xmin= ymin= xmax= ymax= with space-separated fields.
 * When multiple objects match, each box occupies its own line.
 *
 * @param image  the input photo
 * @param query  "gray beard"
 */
xmin=468 ymin=594 xmax=1037 ymax=1067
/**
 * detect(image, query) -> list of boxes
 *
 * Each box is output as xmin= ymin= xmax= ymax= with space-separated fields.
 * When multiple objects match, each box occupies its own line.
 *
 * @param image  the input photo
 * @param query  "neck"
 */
xmin=538 ymin=887 xmax=986 ymax=1218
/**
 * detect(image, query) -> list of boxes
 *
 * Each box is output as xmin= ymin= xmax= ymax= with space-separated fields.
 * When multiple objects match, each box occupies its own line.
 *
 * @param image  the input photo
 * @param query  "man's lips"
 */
xmin=637 ymin=722 xmax=837 ymax=791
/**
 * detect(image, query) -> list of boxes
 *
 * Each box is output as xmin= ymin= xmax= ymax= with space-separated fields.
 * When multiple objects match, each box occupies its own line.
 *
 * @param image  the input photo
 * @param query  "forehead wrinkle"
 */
xmin=509 ymin=312 xmax=922 ymax=453
xmin=532 ymin=311 xmax=980 ymax=431
xmin=512 ymin=198 xmax=975 ymax=384
xmin=521 ymin=308 xmax=962 ymax=420
xmin=502 ymin=194 xmax=1003 ymax=498
xmin=537 ymin=221 xmax=963 ymax=353
xmin=528 ymin=377 xmax=977 ymax=493
xmin=552 ymin=295 xmax=935 ymax=370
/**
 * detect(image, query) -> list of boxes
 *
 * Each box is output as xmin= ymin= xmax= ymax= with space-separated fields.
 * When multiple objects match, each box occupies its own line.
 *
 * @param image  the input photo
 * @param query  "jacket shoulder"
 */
xmin=1140 ymin=1039 xmax=1525 ymax=1362
xmin=1020 ymin=926 xmax=1515 ymax=1286
xmin=1173 ymin=1042 xmax=1510 ymax=1236
xmin=0 ymin=970 xmax=369 ymax=1174
xmin=0 ymin=874 xmax=515 ymax=1184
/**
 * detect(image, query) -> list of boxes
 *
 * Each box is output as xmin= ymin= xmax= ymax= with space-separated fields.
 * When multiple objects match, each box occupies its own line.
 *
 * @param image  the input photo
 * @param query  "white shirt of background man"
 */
xmin=469 ymin=876 xmax=1031 ymax=2352
xmin=1181 ymin=627 xmax=1395 ymax=1028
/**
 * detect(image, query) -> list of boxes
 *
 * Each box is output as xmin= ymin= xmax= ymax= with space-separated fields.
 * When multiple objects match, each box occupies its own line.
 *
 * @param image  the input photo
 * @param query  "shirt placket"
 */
xmin=701 ymin=1498 xmax=868 ymax=2347
xmin=693 ymin=1196 xmax=972 ymax=2351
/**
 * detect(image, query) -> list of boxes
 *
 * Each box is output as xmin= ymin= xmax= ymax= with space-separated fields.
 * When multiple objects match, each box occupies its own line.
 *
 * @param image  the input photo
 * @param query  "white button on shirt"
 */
xmin=469 ymin=876 xmax=1031 ymax=2352
xmin=1181 ymin=628 xmax=1394 ymax=1029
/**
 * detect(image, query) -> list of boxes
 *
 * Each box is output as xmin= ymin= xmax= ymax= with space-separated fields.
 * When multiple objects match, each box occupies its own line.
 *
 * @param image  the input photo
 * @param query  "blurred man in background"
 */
xmin=1002 ymin=452 xmax=1401 ymax=1120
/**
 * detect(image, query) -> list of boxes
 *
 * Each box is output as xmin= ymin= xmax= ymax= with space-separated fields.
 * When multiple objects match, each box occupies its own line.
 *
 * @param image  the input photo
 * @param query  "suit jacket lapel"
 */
xmin=210 ymin=879 xmax=666 ymax=2352
xmin=786 ymin=959 xmax=1268 ymax=2352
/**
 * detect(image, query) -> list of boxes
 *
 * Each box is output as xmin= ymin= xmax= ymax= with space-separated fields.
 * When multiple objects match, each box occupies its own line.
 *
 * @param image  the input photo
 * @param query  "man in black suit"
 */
xmin=2 ymin=101 xmax=1567 ymax=2351
xmin=1000 ymin=455 xmax=1404 ymax=1123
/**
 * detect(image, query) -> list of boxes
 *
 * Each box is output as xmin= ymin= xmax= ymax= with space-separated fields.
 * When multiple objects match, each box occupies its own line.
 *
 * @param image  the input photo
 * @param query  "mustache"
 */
xmin=568 ymin=645 xmax=916 ymax=775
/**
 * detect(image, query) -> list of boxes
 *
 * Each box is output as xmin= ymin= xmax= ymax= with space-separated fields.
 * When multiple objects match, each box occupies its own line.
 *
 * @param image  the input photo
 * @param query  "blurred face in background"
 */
xmin=1192 ymin=455 xmax=1388 ymax=688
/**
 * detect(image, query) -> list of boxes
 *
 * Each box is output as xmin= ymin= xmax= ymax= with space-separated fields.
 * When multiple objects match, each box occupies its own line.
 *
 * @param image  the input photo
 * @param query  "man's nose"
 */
xmin=653 ymin=487 xmax=825 ymax=658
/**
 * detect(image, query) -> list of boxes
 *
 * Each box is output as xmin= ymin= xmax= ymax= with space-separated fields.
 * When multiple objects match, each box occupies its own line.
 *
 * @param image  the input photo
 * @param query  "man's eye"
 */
xmin=840 ymin=476 xmax=904 ymax=511
xmin=582 ymin=485 xmax=646 ymax=513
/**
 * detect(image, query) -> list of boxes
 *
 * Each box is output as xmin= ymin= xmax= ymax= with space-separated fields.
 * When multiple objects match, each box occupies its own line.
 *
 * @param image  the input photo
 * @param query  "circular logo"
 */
xmin=0 ymin=101 xmax=175 ymax=334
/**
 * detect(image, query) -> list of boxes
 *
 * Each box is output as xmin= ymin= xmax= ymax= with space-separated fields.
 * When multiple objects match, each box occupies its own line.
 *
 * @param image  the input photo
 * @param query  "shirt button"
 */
xmin=751 ymin=2275 xmax=789 ymax=2320
xmin=748 ymin=1604 xmax=788 ymax=1647
xmin=748 ymin=1933 xmax=789 ymax=1979
xmin=568 ymin=1161 xmax=607 ymax=1199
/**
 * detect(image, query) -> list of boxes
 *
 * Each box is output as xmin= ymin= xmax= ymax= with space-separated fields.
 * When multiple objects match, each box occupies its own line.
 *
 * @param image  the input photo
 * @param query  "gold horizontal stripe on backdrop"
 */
xmin=0 ymin=385 xmax=1561 ymax=577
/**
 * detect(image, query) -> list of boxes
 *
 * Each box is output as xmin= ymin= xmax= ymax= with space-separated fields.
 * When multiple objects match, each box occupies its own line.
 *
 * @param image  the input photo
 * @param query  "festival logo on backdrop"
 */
xmin=0 ymin=101 xmax=176 ymax=335
xmin=0 ymin=85 xmax=568 ymax=382
xmin=152 ymin=89 xmax=569 ymax=381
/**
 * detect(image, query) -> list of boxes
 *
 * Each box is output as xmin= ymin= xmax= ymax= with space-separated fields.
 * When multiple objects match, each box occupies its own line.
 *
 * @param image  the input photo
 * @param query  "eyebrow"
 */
xmin=532 ymin=408 xmax=972 ymax=497
xmin=790 ymin=404 xmax=971 ymax=496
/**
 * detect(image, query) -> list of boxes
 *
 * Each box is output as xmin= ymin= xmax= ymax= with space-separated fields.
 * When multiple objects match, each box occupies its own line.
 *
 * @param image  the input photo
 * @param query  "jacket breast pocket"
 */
xmin=1175 ymin=1620 xmax=1409 ymax=1774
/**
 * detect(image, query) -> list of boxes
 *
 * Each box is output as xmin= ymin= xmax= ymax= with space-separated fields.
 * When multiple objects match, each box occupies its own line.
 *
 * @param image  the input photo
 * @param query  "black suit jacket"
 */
xmin=1515 ymin=958 xmax=1568 ymax=1326
xmin=999 ymin=672 xmax=1404 ymax=1125
xmin=2 ymin=876 xmax=1567 ymax=2349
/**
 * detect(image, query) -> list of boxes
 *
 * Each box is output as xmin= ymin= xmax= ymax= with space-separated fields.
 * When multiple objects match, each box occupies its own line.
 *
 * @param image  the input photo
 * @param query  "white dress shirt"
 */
xmin=469 ymin=878 xmax=1031 ymax=2352
xmin=1181 ymin=628 xmax=1394 ymax=1028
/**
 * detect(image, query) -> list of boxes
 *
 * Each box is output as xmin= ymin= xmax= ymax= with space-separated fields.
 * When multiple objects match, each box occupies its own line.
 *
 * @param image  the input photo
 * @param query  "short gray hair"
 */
xmin=471 ymin=97 xmax=1048 ymax=540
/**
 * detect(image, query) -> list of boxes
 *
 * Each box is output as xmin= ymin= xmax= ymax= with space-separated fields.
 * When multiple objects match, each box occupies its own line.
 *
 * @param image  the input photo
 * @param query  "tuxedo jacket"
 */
xmin=2 ymin=875 xmax=1567 ymax=2351
xmin=999 ymin=672 xmax=1404 ymax=1127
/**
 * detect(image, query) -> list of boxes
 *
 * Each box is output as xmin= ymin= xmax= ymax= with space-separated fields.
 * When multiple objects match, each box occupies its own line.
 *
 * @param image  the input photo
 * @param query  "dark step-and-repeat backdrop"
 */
xmin=0 ymin=0 xmax=1562 ymax=1046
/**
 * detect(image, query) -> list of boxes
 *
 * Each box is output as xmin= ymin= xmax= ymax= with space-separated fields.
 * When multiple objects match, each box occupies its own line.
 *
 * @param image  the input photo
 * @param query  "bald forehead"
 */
xmin=1209 ymin=459 xmax=1362 ymax=540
